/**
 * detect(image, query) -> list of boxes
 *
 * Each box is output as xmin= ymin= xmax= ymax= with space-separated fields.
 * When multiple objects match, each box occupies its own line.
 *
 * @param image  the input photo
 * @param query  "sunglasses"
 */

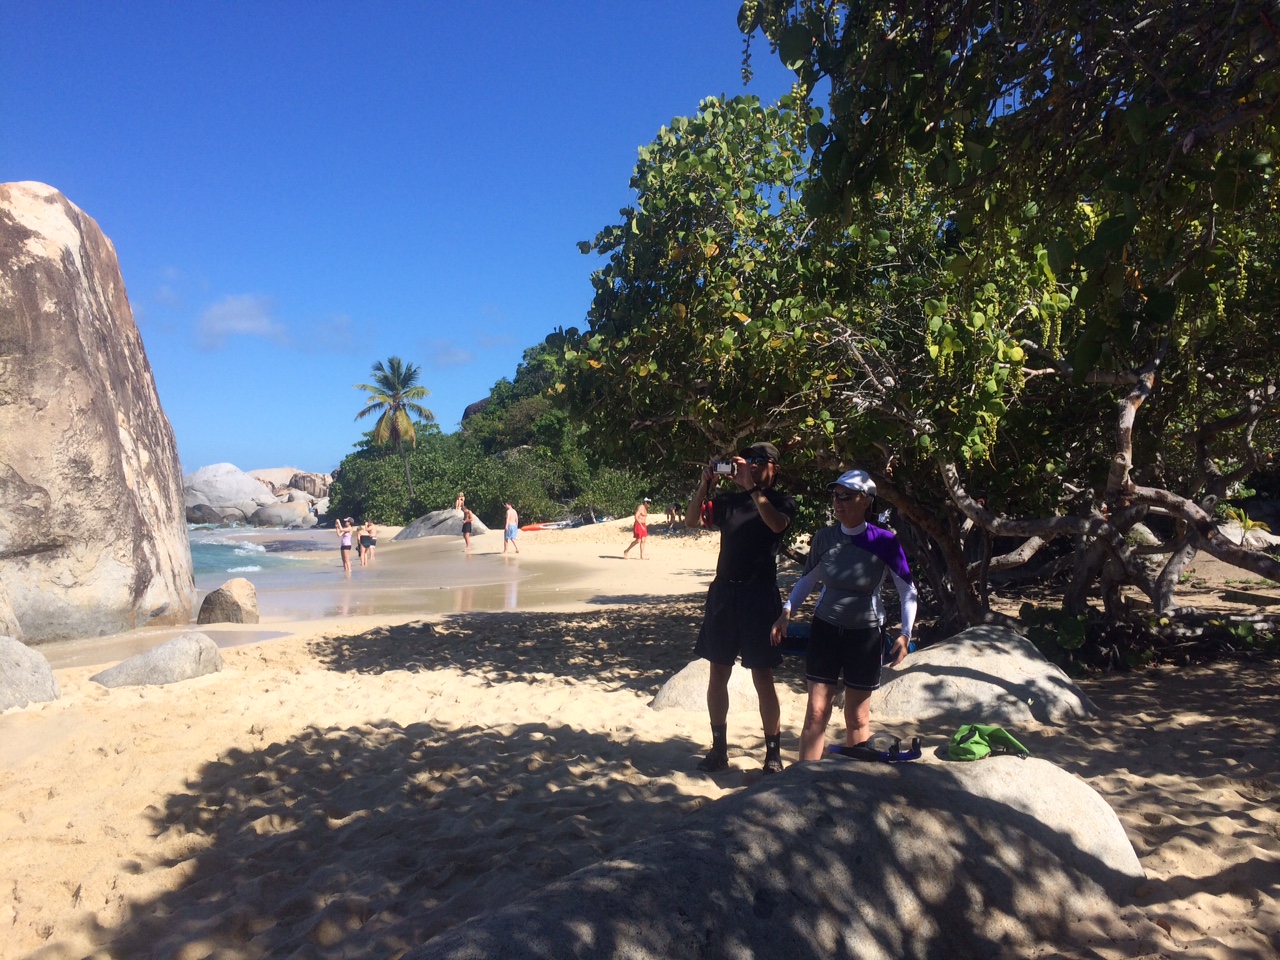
xmin=740 ymin=455 xmax=773 ymax=465
xmin=831 ymin=491 xmax=864 ymax=502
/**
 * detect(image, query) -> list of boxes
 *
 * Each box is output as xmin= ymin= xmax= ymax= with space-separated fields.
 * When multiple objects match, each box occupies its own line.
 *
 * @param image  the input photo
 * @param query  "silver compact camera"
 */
xmin=713 ymin=460 xmax=736 ymax=476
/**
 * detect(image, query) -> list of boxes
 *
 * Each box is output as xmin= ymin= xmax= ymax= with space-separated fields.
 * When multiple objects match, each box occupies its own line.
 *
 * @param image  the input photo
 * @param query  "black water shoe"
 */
xmin=697 ymin=747 xmax=729 ymax=772
xmin=762 ymin=745 xmax=784 ymax=775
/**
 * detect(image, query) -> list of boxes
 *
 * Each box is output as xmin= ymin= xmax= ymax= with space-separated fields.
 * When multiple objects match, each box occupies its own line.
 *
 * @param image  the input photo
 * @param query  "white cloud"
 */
xmin=297 ymin=313 xmax=369 ymax=354
xmin=154 ymin=284 xmax=183 ymax=309
xmin=196 ymin=295 xmax=288 ymax=350
xmin=426 ymin=338 xmax=475 ymax=368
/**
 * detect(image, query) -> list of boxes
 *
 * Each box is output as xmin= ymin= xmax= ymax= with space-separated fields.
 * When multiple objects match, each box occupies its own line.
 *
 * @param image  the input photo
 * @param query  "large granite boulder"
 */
xmin=184 ymin=463 xmax=278 ymax=519
xmin=288 ymin=471 xmax=331 ymax=499
xmin=650 ymin=658 xmax=764 ymax=713
xmin=185 ymin=503 xmax=225 ymax=525
xmin=410 ymin=758 xmax=1142 ymax=960
xmin=90 ymin=632 xmax=223 ymax=688
xmin=0 ymin=582 xmax=22 ymax=641
xmin=197 ymin=578 xmax=259 ymax=624
xmin=248 ymin=467 xmax=303 ymax=492
xmin=873 ymin=624 xmax=1097 ymax=726
xmin=248 ymin=501 xmax=316 ymax=528
xmin=0 ymin=635 xmax=59 ymax=710
xmin=395 ymin=508 xmax=490 ymax=540
xmin=0 ymin=182 xmax=195 ymax=642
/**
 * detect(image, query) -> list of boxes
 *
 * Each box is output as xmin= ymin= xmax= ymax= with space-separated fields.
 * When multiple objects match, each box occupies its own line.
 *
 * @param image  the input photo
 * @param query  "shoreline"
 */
xmin=32 ymin=521 xmax=722 ymax=669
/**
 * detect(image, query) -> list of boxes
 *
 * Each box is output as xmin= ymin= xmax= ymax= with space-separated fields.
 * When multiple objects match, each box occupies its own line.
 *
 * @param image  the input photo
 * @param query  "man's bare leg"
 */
xmin=698 ymin=662 xmax=733 ymax=772
xmin=752 ymin=668 xmax=784 ymax=773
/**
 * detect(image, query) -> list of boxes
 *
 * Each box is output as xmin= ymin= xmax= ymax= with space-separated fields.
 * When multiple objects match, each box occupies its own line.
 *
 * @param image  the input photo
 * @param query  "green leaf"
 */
xmin=807 ymin=122 xmax=829 ymax=150
xmin=1046 ymin=239 xmax=1074 ymax=275
xmin=778 ymin=24 xmax=813 ymax=69
xmin=1144 ymin=289 xmax=1177 ymax=324
xmin=1094 ymin=216 xmax=1134 ymax=254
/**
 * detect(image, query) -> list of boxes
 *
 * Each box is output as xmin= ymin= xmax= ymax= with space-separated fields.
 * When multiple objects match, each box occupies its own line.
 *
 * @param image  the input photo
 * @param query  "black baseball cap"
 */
xmin=740 ymin=441 xmax=781 ymax=463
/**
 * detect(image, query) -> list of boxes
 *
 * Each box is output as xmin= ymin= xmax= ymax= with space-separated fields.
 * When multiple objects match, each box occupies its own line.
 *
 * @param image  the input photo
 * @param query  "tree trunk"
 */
xmin=1153 ymin=536 xmax=1198 ymax=615
xmin=397 ymin=439 xmax=416 ymax=498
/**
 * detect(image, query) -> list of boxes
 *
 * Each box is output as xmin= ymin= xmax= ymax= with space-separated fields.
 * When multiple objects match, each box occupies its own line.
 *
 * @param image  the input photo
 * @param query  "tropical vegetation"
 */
xmin=354 ymin=356 xmax=435 ymax=497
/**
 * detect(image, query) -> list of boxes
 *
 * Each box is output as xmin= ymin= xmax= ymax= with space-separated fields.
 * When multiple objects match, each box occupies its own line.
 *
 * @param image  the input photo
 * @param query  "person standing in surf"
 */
xmin=462 ymin=506 xmax=475 ymax=552
xmin=503 ymin=502 xmax=520 ymax=554
xmin=686 ymin=441 xmax=795 ymax=775
xmin=337 ymin=517 xmax=355 ymax=575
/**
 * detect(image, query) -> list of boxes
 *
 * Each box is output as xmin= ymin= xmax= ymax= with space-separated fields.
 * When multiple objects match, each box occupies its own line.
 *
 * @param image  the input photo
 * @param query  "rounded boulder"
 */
xmin=0 ymin=636 xmax=60 ymax=710
xmin=873 ymin=624 xmax=1097 ymax=726
xmin=197 ymin=578 xmax=259 ymax=625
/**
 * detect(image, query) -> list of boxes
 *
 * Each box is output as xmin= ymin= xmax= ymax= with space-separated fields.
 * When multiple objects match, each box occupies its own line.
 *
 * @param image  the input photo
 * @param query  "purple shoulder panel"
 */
xmin=853 ymin=525 xmax=914 ymax=582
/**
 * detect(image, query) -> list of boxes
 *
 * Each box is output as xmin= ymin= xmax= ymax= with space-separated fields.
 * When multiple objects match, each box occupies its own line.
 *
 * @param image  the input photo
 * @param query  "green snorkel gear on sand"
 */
xmin=948 ymin=724 xmax=1030 ymax=760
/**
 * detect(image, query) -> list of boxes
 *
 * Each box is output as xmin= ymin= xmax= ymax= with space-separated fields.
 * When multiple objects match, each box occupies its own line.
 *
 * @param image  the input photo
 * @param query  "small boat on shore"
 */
xmin=520 ymin=519 xmax=581 ymax=532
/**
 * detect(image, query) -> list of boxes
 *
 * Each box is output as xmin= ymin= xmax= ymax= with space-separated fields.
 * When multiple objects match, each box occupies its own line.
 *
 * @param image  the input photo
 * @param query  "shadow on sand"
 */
xmin=88 ymin=720 xmax=708 ymax=959
xmin=308 ymin=595 xmax=809 ymax=697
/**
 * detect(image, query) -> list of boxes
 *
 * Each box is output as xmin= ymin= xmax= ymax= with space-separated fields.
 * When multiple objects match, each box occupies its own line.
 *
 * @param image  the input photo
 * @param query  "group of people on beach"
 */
xmin=685 ymin=442 xmax=917 ymax=773
xmin=335 ymin=518 xmax=377 ymax=574
xmin=454 ymin=493 xmax=519 ymax=554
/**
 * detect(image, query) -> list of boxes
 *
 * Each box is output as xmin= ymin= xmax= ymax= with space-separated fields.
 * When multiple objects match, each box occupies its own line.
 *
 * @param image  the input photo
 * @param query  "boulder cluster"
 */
xmin=184 ymin=462 xmax=331 ymax=528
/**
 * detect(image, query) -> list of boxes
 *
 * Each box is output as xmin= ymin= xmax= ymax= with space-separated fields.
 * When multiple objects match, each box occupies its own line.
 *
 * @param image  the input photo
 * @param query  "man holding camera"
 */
xmin=685 ymin=441 xmax=795 ymax=774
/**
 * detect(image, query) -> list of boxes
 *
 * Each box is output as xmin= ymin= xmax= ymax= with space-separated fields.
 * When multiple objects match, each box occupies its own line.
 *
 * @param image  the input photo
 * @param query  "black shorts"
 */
xmin=695 ymin=578 xmax=784 ymax=671
xmin=462 ymin=522 xmax=472 ymax=534
xmin=806 ymin=618 xmax=884 ymax=690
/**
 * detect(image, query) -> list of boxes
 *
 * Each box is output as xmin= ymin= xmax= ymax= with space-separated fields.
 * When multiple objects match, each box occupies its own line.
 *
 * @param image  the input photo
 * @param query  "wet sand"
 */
xmin=3 ymin=521 xmax=1278 ymax=958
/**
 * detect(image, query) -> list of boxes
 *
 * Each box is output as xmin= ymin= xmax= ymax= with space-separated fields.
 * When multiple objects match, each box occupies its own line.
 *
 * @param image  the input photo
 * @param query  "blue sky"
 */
xmin=0 ymin=2 xmax=796 ymax=474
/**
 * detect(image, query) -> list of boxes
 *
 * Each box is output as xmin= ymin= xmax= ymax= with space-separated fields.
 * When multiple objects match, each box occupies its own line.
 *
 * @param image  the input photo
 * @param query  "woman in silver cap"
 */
xmin=771 ymin=469 xmax=917 ymax=760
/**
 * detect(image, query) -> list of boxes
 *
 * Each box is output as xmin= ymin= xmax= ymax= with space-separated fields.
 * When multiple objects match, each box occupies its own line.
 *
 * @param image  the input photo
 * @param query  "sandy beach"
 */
xmin=3 ymin=523 xmax=1278 ymax=959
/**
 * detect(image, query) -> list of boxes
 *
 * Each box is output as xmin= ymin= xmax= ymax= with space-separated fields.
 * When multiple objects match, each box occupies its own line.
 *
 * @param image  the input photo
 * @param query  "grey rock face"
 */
xmin=185 ymin=503 xmax=225 ymax=525
xmin=395 ymin=509 xmax=490 ymax=540
xmin=90 ymin=632 xmax=223 ymax=688
xmin=873 ymin=624 xmax=1097 ymax=726
xmin=183 ymin=463 xmax=278 ymax=519
xmin=197 ymin=578 xmax=259 ymax=624
xmin=409 ymin=758 xmax=1142 ymax=960
xmin=650 ymin=658 xmax=764 ymax=713
xmin=0 ymin=635 xmax=59 ymax=709
xmin=0 ymin=581 xmax=22 ymax=641
xmin=248 ymin=501 xmax=316 ymax=528
xmin=0 ymin=182 xmax=195 ymax=642
xmin=288 ymin=471 xmax=331 ymax=499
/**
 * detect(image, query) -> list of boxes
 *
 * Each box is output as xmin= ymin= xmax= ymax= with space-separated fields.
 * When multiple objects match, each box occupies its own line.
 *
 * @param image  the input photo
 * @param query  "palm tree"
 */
xmin=354 ymin=356 xmax=434 ymax=497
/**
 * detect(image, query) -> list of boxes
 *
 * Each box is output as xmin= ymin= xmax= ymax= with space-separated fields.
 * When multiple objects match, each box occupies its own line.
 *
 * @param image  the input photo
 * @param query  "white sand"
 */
xmin=2 ymin=523 xmax=1278 ymax=958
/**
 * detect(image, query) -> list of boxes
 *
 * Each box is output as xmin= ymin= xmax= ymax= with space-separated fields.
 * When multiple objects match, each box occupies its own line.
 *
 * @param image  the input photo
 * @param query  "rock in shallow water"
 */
xmin=90 ymin=632 xmax=223 ymax=688
xmin=0 ymin=636 xmax=59 ymax=710
xmin=183 ymin=463 xmax=278 ymax=520
xmin=197 ymin=578 xmax=259 ymax=625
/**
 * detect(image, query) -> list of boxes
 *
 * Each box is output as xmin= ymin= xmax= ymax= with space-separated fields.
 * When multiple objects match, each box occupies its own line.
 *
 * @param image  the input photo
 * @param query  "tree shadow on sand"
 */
xmin=408 ymin=760 xmax=1149 ymax=960
xmin=85 ymin=720 xmax=708 ymax=960
xmin=308 ymin=596 xmax=809 ymax=697
xmin=80 ymin=721 xmax=1154 ymax=960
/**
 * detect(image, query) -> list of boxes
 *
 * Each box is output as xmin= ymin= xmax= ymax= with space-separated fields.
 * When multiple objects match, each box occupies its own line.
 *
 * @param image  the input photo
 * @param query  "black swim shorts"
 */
xmin=695 ymin=578 xmax=784 ymax=670
xmin=806 ymin=618 xmax=884 ymax=690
